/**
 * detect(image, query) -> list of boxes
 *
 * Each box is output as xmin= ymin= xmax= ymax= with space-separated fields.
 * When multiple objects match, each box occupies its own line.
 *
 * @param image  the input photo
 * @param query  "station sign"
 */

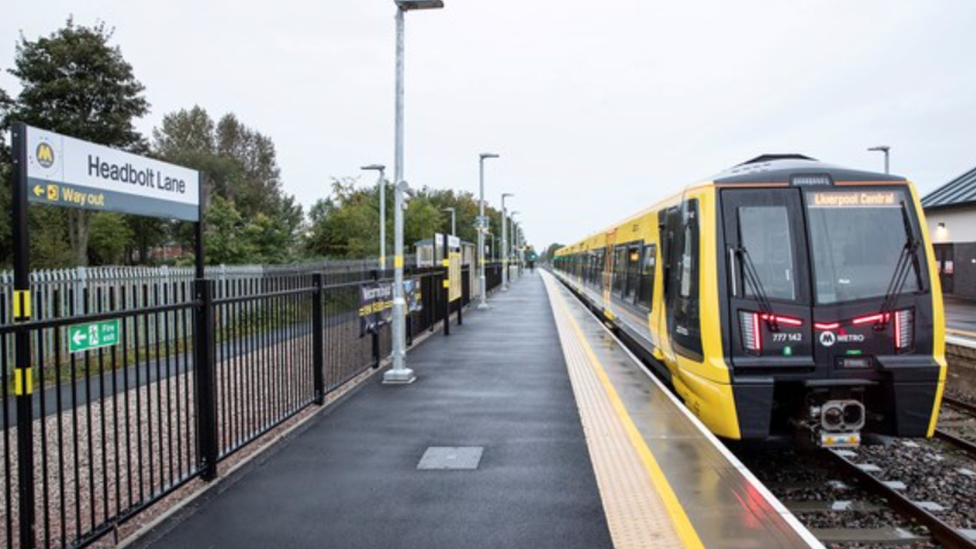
xmin=68 ymin=319 xmax=120 ymax=353
xmin=23 ymin=124 xmax=200 ymax=221
xmin=359 ymin=281 xmax=393 ymax=337
xmin=474 ymin=216 xmax=489 ymax=230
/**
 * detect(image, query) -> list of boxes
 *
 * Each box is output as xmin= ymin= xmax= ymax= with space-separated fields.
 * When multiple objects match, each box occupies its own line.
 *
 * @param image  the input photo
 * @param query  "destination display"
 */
xmin=809 ymin=191 xmax=899 ymax=208
xmin=24 ymin=124 xmax=201 ymax=221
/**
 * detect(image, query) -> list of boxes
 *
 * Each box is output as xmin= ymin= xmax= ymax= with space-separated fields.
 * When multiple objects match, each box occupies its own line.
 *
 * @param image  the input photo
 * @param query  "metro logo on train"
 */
xmin=553 ymin=154 xmax=946 ymax=448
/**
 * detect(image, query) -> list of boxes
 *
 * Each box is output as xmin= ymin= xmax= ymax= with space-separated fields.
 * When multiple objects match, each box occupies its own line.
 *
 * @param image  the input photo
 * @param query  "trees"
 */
xmin=152 ymin=106 xmax=304 ymax=265
xmin=3 ymin=18 xmax=149 ymax=266
xmin=302 ymin=178 xmax=517 ymax=261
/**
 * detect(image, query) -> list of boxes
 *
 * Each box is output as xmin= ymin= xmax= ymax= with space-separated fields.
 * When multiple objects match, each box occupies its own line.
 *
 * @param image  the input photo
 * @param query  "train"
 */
xmin=553 ymin=154 xmax=946 ymax=447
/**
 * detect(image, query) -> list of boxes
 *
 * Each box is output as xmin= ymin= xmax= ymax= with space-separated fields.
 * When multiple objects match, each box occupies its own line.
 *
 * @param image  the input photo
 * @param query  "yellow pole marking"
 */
xmin=394 ymin=256 xmax=404 ymax=269
xmin=442 ymin=280 xmax=450 ymax=289
xmin=13 ymin=289 xmax=31 ymax=320
xmin=14 ymin=368 xmax=32 ymax=396
xmin=549 ymin=278 xmax=704 ymax=549
xmin=441 ymin=259 xmax=450 ymax=267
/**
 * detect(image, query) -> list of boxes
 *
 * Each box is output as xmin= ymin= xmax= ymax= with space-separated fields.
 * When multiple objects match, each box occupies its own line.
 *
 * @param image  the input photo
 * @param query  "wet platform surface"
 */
xmin=544 ymin=272 xmax=819 ymax=549
xmin=945 ymin=295 xmax=976 ymax=345
xmin=136 ymin=272 xmax=613 ymax=549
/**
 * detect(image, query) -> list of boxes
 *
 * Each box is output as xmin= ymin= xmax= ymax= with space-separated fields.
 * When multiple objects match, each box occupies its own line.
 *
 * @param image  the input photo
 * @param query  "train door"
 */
xmin=721 ymin=189 xmax=814 ymax=367
xmin=663 ymin=201 xmax=703 ymax=360
xmin=603 ymin=230 xmax=617 ymax=310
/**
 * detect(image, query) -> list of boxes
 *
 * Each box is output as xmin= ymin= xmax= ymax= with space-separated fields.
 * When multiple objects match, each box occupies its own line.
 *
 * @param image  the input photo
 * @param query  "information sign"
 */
xmin=68 ymin=319 xmax=120 ymax=353
xmin=24 ymin=124 xmax=201 ymax=221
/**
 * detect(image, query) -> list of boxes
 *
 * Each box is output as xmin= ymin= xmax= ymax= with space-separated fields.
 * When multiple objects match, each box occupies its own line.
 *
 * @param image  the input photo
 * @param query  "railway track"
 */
xmin=826 ymin=447 xmax=976 ymax=549
xmin=937 ymin=396 xmax=976 ymax=460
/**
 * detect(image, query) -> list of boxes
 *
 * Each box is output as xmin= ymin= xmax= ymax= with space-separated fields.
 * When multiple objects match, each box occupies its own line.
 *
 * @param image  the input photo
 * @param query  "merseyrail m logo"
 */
xmin=36 ymin=141 xmax=55 ymax=169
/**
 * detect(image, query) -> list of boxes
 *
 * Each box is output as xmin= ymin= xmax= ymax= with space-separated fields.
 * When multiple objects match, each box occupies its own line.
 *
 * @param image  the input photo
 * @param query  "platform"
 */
xmin=945 ymin=295 xmax=976 ymax=347
xmin=131 ymin=271 xmax=819 ymax=549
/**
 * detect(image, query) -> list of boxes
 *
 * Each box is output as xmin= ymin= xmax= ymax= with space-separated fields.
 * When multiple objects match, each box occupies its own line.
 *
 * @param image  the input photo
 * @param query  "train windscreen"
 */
xmin=805 ymin=189 xmax=919 ymax=304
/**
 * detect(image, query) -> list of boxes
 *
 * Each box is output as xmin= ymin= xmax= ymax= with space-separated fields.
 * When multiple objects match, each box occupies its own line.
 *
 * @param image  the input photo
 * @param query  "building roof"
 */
xmin=922 ymin=165 xmax=976 ymax=211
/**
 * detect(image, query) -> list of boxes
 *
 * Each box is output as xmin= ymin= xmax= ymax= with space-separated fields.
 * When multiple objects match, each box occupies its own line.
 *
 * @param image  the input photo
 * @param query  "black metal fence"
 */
xmin=0 ymin=261 xmax=505 ymax=549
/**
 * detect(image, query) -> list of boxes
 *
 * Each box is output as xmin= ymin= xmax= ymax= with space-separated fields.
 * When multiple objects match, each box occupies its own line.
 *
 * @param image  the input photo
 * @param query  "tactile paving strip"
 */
xmin=542 ymin=273 xmax=687 ymax=549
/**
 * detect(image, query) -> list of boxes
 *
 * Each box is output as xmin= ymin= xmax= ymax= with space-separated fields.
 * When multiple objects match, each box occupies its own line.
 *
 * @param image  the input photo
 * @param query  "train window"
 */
xmin=738 ymin=206 xmax=796 ymax=301
xmin=679 ymin=224 xmax=694 ymax=298
xmin=613 ymin=247 xmax=627 ymax=295
xmin=671 ymin=200 xmax=702 ymax=359
xmin=806 ymin=189 xmax=920 ymax=304
xmin=625 ymin=244 xmax=641 ymax=301
xmin=637 ymin=244 xmax=656 ymax=309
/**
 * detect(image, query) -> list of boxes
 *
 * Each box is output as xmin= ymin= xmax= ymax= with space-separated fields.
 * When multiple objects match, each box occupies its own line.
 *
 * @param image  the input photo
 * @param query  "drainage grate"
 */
xmin=417 ymin=447 xmax=484 ymax=470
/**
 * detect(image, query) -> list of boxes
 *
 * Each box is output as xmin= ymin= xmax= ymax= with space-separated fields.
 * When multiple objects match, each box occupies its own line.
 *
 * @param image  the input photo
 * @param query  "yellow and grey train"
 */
xmin=553 ymin=154 xmax=946 ymax=447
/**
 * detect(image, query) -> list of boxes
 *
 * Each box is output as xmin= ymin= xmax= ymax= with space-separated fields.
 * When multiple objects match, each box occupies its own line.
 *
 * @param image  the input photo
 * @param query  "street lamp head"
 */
xmin=502 ymin=192 xmax=514 ymax=199
xmin=361 ymin=164 xmax=385 ymax=172
xmin=867 ymin=146 xmax=890 ymax=153
xmin=396 ymin=180 xmax=416 ymax=198
xmin=442 ymin=207 xmax=455 ymax=213
xmin=395 ymin=0 xmax=444 ymax=10
xmin=480 ymin=153 xmax=500 ymax=160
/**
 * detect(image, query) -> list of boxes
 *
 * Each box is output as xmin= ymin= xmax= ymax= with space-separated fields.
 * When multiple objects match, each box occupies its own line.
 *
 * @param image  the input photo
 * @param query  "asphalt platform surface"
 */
xmin=139 ymin=272 xmax=612 ymax=549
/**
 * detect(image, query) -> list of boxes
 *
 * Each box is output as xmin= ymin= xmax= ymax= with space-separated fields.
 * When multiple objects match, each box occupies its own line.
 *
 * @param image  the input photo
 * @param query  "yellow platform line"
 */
xmin=948 ymin=327 xmax=976 ymax=339
xmin=543 ymin=273 xmax=703 ymax=549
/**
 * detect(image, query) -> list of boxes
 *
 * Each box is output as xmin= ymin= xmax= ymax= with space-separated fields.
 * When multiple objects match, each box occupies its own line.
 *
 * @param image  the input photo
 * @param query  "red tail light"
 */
xmin=815 ymin=322 xmax=840 ymax=330
xmin=761 ymin=314 xmax=803 ymax=326
xmin=852 ymin=313 xmax=889 ymax=325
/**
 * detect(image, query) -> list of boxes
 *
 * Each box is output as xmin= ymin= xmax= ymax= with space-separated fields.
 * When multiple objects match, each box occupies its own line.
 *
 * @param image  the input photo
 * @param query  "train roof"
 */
xmin=556 ymin=154 xmax=910 ymax=256
xmin=713 ymin=154 xmax=906 ymax=185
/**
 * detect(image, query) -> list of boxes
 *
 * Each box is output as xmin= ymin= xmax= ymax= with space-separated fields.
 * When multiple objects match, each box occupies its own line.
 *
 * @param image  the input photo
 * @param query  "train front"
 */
xmin=717 ymin=156 xmax=946 ymax=447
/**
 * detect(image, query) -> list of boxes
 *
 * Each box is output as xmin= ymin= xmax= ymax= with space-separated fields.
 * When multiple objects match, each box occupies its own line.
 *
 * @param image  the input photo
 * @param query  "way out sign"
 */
xmin=68 ymin=319 xmax=120 ymax=353
xmin=22 ymin=124 xmax=200 ymax=221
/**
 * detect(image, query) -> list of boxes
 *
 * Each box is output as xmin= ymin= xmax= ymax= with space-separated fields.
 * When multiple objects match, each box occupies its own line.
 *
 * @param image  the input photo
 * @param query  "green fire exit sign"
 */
xmin=68 ymin=319 xmax=120 ymax=353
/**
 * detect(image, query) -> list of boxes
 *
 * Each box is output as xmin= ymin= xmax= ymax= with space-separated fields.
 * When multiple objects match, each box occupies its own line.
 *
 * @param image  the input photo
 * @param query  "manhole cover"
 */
xmin=417 ymin=447 xmax=483 ymax=470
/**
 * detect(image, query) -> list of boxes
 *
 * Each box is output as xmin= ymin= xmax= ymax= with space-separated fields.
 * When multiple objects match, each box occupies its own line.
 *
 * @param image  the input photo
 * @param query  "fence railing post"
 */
xmin=312 ymin=273 xmax=324 ymax=405
xmin=193 ymin=278 xmax=218 ymax=481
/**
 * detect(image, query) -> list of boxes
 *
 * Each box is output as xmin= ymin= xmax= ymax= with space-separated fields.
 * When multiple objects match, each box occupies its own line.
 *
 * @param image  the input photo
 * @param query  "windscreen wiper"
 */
xmin=876 ymin=201 xmax=922 ymax=329
xmin=735 ymin=245 xmax=780 ymax=332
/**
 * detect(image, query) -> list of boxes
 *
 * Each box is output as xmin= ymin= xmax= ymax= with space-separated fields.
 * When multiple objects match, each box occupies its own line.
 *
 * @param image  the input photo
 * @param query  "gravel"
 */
xmin=854 ymin=439 xmax=976 ymax=530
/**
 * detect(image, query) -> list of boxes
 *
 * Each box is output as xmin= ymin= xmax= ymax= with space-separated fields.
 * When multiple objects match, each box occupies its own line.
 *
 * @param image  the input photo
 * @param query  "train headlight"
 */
xmin=740 ymin=311 xmax=761 ymax=354
xmin=894 ymin=308 xmax=914 ymax=353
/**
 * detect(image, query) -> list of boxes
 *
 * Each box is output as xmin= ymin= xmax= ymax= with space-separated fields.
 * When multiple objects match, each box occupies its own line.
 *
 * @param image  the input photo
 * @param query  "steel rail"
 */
xmin=934 ymin=428 xmax=976 ymax=459
xmin=944 ymin=395 xmax=976 ymax=416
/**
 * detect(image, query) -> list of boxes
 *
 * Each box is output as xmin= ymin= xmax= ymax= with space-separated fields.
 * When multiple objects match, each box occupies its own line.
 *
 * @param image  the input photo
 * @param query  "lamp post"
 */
xmin=868 ymin=145 xmax=890 ymax=174
xmin=478 ymin=152 xmax=499 ymax=309
xmin=442 ymin=207 xmax=456 ymax=236
xmin=501 ymin=193 xmax=513 ymax=290
xmin=385 ymin=0 xmax=444 ymax=385
xmin=361 ymin=164 xmax=386 ymax=268
xmin=510 ymin=211 xmax=519 ymax=273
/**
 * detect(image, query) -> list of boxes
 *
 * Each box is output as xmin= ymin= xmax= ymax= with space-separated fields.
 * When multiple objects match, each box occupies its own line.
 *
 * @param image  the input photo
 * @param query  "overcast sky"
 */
xmin=4 ymin=1 xmax=976 ymax=250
